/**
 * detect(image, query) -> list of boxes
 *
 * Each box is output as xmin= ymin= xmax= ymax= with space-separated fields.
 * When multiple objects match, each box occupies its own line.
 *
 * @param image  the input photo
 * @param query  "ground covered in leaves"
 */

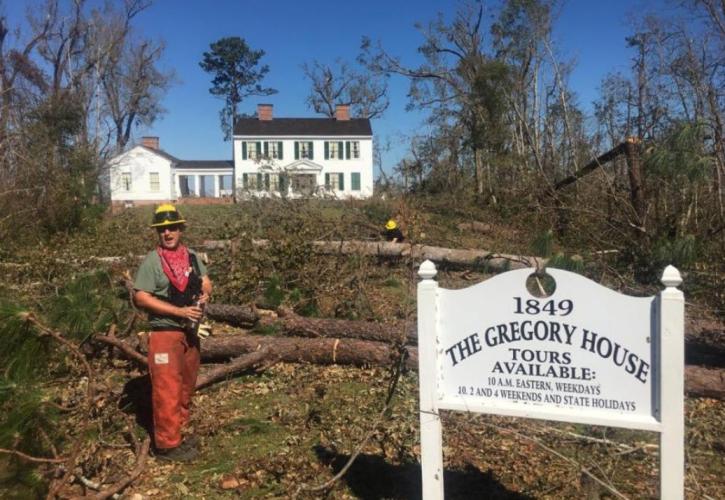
xmin=1 ymin=199 xmax=723 ymax=498
xmin=7 ymin=350 xmax=722 ymax=499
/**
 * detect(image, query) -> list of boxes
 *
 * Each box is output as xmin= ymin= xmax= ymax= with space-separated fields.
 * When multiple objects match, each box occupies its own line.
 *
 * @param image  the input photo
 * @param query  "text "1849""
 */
xmin=514 ymin=297 xmax=573 ymax=316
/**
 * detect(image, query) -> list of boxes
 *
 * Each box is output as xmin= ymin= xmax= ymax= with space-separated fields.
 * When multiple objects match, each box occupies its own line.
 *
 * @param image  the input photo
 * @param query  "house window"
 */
xmin=121 ymin=173 xmax=131 ymax=191
xmin=242 ymin=172 xmax=263 ymax=190
xmin=351 ymin=172 xmax=361 ymax=191
xmin=295 ymin=141 xmax=313 ymax=159
xmin=325 ymin=141 xmax=343 ymax=160
xmin=242 ymin=141 xmax=261 ymax=160
xmin=149 ymin=172 xmax=160 ymax=192
xmin=266 ymin=141 xmax=283 ymax=159
xmin=347 ymin=141 xmax=360 ymax=159
xmin=325 ymin=172 xmax=344 ymax=191
xmin=267 ymin=173 xmax=281 ymax=191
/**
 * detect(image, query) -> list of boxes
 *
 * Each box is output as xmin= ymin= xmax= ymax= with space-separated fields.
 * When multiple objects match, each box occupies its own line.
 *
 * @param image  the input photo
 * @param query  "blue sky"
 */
xmin=4 ymin=0 xmax=674 ymax=175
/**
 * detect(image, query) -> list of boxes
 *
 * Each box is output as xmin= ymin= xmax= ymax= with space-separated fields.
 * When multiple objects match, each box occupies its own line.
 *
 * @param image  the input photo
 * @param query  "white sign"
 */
xmin=417 ymin=262 xmax=684 ymax=500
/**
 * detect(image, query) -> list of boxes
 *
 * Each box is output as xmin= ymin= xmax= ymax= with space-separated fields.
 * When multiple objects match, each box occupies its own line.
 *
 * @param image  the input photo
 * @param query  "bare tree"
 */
xmin=302 ymin=58 xmax=388 ymax=119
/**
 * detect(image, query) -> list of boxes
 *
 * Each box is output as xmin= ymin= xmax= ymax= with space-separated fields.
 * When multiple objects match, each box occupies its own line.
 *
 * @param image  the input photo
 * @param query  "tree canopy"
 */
xmin=200 ymin=36 xmax=276 ymax=140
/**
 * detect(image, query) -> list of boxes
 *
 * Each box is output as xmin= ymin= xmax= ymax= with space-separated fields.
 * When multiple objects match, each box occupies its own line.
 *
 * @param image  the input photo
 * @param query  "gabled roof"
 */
xmin=233 ymin=117 xmax=372 ymax=137
xmin=176 ymin=160 xmax=234 ymax=170
xmin=282 ymin=159 xmax=324 ymax=172
xmin=138 ymin=145 xmax=179 ymax=163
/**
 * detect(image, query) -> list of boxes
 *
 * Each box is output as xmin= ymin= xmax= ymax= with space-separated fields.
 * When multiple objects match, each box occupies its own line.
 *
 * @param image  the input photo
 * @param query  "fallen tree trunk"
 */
xmin=205 ymin=303 xmax=258 ymax=328
xmin=91 ymin=330 xmax=724 ymax=399
xmin=195 ymin=348 xmax=272 ymax=389
xmin=201 ymin=334 xmax=418 ymax=369
xmin=208 ymin=305 xmax=724 ymax=365
xmin=684 ymin=366 xmax=725 ymax=399
xmin=268 ymin=307 xmax=414 ymax=345
xmin=203 ymin=239 xmax=545 ymax=271
xmin=199 ymin=334 xmax=724 ymax=399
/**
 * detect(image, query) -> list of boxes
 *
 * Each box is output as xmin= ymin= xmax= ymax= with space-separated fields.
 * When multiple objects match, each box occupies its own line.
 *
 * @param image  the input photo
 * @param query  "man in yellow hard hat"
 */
xmin=133 ymin=203 xmax=212 ymax=462
xmin=383 ymin=219 xmax=405 ymax=243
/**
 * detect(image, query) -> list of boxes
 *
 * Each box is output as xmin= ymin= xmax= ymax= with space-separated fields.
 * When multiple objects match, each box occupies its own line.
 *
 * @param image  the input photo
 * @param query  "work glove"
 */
xmin=197 ymin=322 xmax=212 ymax=339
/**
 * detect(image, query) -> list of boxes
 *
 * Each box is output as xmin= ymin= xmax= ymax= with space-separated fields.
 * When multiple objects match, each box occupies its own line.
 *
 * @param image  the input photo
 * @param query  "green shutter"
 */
xmin=256 ymin=142 xmax=261 ymax=157
xmin=338 ymin=141 xmax=344 ymax=159
xmin=324 ymin=142 xmax=329 ymax=160
xmin=339 ymin=173 xmax=344 ymax=190
xmin=264 ymin=173 xmax=270 ymax=190
xmin=351 ymin=172 xmax=361 ymax=190
xmin=256 ymin=173 xmax=262 ymax=188
xmin=346 ymin=141 xmax=351 ymax=159
xmin=294 ymin=142 xmax=299 ymax=159
xmin=263 ymin=142 xmax=269 ymax=157
xmin=325 ymin=173 xmax=330 ymax=188
xmin=242 ymin=173 xmax=248 ymax=187
xmin=309 ymin=142 xmax=314 ymax=159
xmin=278 ymin=141 xmax=283 ymax=159
xmin=242 ymin=142 xmax=247 ymax=160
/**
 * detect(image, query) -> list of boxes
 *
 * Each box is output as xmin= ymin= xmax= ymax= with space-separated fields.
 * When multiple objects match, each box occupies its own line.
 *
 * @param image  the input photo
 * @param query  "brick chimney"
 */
xmin=335 ymin=104 xmax=350 ymax=121
xmin=258 ymin=104 xmax=273 ymax=121
xmin=141 ymin=136 xmax=159 ymax=150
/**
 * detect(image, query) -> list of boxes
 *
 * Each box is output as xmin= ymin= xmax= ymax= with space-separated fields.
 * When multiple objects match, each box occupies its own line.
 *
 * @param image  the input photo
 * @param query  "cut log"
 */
xmin=201 ymin=334 xmax=418 ymax=369
xmin=200 ymin=334 xmax=725 ymax=399
xmin=203 ymin=239 xmax=545 ymax=271
xmin=268 ymin=307 xmax=415 ymax=345
xmin=205 ymin=303 xmax=258 ymax=327
xmin=685 ymin=366 xmax=725 ymax=399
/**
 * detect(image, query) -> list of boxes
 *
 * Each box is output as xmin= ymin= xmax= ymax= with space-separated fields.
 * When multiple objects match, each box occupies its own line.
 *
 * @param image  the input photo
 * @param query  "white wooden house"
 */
xmin=233 ymin=104 xmax=374 ymax=199
xmin=106 ymin=137 xmax=233 ymax=207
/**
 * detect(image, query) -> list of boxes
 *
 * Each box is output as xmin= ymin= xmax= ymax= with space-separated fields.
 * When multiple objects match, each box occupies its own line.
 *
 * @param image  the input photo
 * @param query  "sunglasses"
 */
xmin=156 ymin=225 xmax=182 ymax=233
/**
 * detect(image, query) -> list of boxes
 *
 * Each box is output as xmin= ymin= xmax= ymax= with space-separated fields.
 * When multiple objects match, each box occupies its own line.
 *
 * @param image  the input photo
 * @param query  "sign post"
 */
xmin=416 ymin=261 xmax=684 ymax=500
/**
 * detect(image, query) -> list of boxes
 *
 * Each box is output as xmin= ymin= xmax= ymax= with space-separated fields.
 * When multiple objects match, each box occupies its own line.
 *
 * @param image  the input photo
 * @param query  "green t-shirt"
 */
xmin=133 ymin=248 xmax=208 ymax=330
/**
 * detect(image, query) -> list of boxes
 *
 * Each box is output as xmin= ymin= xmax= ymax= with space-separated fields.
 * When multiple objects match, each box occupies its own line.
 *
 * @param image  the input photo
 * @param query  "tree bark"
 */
xmin=205 ymin=303 xmax=258 ymax=327
xmin=624 ymin=137 xmax=646 ymax=227
xmin=200 ymin=334 xmax=418 ymax=369
xmin=685 ymin=366 xmax=725 ymax=399
xmin=268 ymin=307 xmax=415 ymax=345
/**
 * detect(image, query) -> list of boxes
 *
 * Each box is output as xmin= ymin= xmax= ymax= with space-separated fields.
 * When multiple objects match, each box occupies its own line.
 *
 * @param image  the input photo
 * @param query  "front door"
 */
xmin=289 ymin=174 xmax=316 ymax=196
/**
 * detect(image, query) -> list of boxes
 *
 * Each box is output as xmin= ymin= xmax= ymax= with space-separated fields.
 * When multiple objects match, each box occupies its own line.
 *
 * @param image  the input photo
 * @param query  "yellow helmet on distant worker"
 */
xmin=385 ymin=219 xmax=398 ymax=230
xmin=150 ymin=203 xmax=186 ymax=228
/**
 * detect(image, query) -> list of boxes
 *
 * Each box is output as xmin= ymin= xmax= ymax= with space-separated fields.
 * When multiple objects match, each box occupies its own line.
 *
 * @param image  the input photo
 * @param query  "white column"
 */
xmin=214 ymin=174 xmax=220 ymax=197
xmin=659 ymin=265 xmax=684 ymax=500
xmin=418 ymin=260 xmax=444 ymax=500
xmin=195 ymin=175 xmax=201 ymax=196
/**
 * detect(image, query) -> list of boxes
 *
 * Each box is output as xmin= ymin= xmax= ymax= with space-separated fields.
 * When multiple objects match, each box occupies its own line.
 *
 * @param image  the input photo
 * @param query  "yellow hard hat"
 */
xmin=150 ymin=203 xmax=186 ymax=228
xmin=385 ymin=219 xmax=398 ymax=230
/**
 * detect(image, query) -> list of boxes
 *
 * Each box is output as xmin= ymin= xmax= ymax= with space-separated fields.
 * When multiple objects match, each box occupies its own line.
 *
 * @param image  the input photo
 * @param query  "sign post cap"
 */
xmin=661 ymin=265 xmax=682 ymax=288
xmin=418 ymin=260 xmax=437 ymax=280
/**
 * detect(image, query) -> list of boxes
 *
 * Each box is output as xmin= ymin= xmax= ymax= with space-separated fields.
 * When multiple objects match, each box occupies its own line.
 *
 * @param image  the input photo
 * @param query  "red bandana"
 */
xmin=157 ymin=245 xmax=190 ymax=292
